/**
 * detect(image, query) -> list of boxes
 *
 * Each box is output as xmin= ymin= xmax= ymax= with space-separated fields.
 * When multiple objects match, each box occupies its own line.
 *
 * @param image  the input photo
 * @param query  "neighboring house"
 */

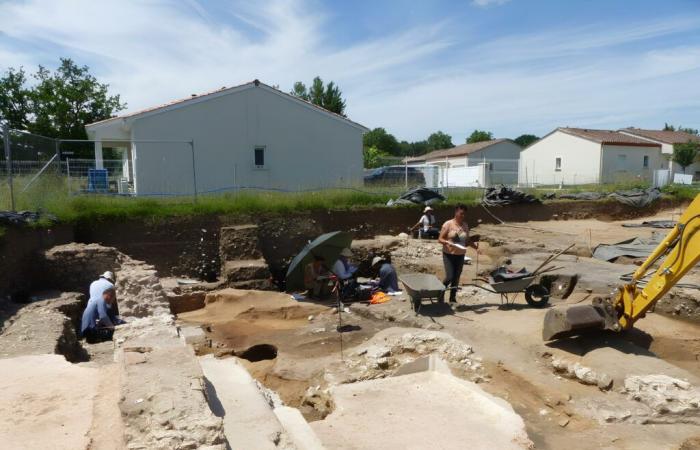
xmin=519 ymin=128 xmax=664 ymax=186
xmin=85 ymin=79 xmax=368 ymax=196
xmin=619 ymin=128 xmax=700 ymax=179
xmin=404 ymin=139 xmax=521 ymax=184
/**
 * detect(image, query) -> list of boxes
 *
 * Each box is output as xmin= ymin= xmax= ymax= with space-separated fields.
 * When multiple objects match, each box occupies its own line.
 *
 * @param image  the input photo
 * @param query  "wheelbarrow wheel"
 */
xmin=525 ymin=284 xmax=549 ymax=308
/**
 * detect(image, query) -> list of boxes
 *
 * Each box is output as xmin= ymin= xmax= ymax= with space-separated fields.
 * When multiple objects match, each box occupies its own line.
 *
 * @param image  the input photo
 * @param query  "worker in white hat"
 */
xmin=332 ymin=248 xmax=357 ymax=281
xmin=87 ymin=270 xmax=122 ymax=318
xmin=411 ymin=206 xmax=438 ymax=239
xmin=371 ymin=256 xmax=400 ymax=293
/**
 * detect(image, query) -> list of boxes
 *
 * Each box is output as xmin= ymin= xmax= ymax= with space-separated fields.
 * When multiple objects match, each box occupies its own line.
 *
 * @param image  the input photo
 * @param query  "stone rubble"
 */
xmin=116 ymin=259 xmax=170 ymax=318
xmin=623 ymin=375 xmax=700 ymax=423
xmin=550 ymin=357 xmax=613 ymax=391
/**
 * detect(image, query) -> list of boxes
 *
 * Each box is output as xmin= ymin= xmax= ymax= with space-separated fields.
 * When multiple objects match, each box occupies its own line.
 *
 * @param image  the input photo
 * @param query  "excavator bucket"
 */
xmin=542 ymin=305 xmax=607 ymax=341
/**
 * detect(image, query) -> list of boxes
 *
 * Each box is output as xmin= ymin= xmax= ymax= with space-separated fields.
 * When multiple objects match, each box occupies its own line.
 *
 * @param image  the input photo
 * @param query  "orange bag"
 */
xmin=370 ymin=292 xmax=390 ymax=304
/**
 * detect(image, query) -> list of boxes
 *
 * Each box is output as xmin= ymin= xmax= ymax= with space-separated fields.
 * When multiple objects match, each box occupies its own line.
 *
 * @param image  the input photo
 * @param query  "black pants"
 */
xmin=443 ymin=252 xmax=464 ymax=301
xmin=83 ymin=327 xmax=114 ymax=344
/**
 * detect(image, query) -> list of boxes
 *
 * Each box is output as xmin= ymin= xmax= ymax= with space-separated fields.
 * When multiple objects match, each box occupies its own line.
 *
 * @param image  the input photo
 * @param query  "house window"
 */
xmin=555 ymin=157 xmax=562 ymax=172
xmin=643 ymin=155 xmax=649 ymax=168
xmin=254 ymin=146 xmax=265 ymax=168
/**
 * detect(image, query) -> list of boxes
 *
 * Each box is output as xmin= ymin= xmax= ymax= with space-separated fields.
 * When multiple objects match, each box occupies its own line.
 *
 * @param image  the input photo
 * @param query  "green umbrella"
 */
xmin=286 ymin=231 xmax=353 ymax=291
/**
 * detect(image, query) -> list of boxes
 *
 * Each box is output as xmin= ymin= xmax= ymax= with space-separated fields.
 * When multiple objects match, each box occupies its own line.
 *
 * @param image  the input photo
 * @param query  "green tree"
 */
xmin=290 ymin=76 xmax=346 ymax=116
xmin=664 ymin=123 xmax=699 ymax=135
xmin=673 ymin=141 xmax=699 ymax=173
xmin=466 ymin=129 xmax=493 ymax=144
xmin=0 ymin=67 xmax=32 ymax=129
xmin=363 ymin=127 xmax=400 ymax=155
xmin=363 ymin=146 xmax=389 ymax=168
xmin=28 ymin=58 xmax=125 ymax=139
xmin=514 ymin=134 xmax=539 ymax=148
xmin=426 ymin=131 xmax=453 ymax=151
xmin=398 ymin=140 xmax=428 ymax=157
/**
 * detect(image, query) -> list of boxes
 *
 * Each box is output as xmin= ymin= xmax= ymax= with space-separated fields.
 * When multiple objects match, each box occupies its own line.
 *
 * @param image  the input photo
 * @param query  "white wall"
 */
xmin=518 ymin=130 xmax=601 ymax=185
xmin=467 ymin=141 xmax=521 ymax=184
xmin=600 ymin=145 xmax=663 ymax=183
xmin=121 ymin=86 xmax=364 ymax=195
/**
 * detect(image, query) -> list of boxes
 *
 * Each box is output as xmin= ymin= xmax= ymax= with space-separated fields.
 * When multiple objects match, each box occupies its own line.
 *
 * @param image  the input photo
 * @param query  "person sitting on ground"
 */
xmin=411 ymin=206 xmax=439 ymax=239
xmin=80 ymin=285 xmax=125 ymax=343
xmin=304 ymin=255 xmax=332 ymax=299
xmin=332 ymin=248 xmax=358 ymax=281
xmin=371 ymin=256 xmax=400 ymax=293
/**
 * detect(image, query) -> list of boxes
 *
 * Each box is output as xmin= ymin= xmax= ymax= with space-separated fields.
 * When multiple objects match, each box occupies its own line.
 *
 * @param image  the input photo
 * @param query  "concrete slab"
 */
xmin=199 ymin=354 xmax=293 ymax=450
xmin=274 ymin=406 xmax=325 ymax=450
xmin=311 ymin=370 xmax=533 ymax=450
xmin=0 ymin=354 xmax=98 ymax=450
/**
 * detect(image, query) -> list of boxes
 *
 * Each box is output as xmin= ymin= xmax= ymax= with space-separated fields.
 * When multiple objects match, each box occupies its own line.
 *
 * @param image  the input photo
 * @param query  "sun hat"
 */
xmin=423 ymin=206 xmax=433 ymax=213
xmin=340 ymin=248 xmax=353 ymax=257
xmin=100 ymin=271 xmax=116 ymax=283
xmin=372 ymin=256 xmax=384 ymax=267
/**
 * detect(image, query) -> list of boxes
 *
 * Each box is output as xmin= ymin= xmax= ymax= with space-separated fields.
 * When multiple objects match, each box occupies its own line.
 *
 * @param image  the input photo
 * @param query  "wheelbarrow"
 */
xmin=400 ymin=273 xmax=453 ymax=312
xmin=464 ymin=274 xmax=549 ymax=308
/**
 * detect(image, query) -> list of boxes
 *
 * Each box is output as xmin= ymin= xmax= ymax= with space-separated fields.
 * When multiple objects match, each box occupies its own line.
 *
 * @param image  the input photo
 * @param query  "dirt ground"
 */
xmin=177 ymin=205 xmax=700 ymax=450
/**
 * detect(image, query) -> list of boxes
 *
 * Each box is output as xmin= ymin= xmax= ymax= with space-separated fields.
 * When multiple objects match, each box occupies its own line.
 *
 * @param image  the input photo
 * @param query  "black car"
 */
xmin=364 ymin=166 xmax=426 ymax=186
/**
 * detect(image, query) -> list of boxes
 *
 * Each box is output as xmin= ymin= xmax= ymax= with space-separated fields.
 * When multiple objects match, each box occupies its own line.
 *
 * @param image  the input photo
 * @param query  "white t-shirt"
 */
xmin=419 ymin=214 xmax=436 ymax=232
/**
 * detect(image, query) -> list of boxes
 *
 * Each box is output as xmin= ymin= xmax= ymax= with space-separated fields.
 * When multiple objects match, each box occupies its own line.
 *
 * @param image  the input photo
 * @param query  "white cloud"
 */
xmin=471 ymin=0 xmax=511 ymax=7
xmin=0 ymin=0 xmax=699 ymax=141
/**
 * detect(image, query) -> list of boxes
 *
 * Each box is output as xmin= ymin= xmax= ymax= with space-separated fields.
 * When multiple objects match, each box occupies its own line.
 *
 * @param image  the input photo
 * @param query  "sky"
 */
xmin=1 ymin=0 xmax=700 ymax=143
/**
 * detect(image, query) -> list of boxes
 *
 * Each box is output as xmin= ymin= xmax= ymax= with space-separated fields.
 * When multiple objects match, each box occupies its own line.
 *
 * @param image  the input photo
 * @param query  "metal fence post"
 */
xmin=3 ymin=125 xmax=15 ymax=211
xmin=189 ymin=140 xmax=198 ymax=201
xmin=67 ymin=158 xmax=71 ymax=195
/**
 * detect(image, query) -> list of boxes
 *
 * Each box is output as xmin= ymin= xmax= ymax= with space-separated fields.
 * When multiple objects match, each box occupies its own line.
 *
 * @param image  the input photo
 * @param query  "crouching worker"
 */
xmin=371 ymin=256 xmax=400 ymax=293
xmin=80 ymin=285 xmax=125 ymax=343
xmin=411 ymin=206 xmax=439 ymax=239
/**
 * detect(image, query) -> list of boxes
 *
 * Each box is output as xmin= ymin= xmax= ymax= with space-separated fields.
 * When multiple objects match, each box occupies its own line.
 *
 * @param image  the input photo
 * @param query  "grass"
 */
xmin=0 ymin=174 xmax=696 ymax=224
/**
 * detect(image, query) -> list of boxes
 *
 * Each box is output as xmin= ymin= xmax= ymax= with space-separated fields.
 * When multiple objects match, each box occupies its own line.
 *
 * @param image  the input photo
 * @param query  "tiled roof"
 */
xmin=86 ymin=79 xmax=367 ymax=131
xmin=621 ymin=128 xmax=700 ymax=145
xmin=405 ymin=139 xmax=512 ymax=162
xmin=559 ymin=128 xmax=659 ymax=146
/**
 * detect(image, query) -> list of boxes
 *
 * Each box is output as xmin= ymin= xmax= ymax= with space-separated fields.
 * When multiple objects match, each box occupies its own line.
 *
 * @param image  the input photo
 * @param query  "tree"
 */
xmin=290 ymin=76 xmax=346 ymax=116
xmin=398 ymin=140 xmax=428 ymax=157
xmin=29 ymin=58 xmax=126 ymax=139
xmin=363 ymin=146 xmax=389 ymax=168
xmin=0 ymin=58 xmax=125 ymax=140
xmin=673 ymin=141 xmax=699 ymax=173
xmin=466 ymin=130 xmax=493 ymax=144
xmin=514 ymin=134 xmax=539 ymax=148
xmin=664 ymin=123 xmax=699 ymax=135
xmin=0 ymin=67 xmax=32 ymax=129
xmin=363 ymin=127 xmax=400 ymax=155
xmin=426 ymin=131 xmax=453 ymax=151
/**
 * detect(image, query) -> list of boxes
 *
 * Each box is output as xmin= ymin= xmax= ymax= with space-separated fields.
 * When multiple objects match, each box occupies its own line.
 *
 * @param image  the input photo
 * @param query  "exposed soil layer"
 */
xmin=69 ymin=197 xmax=687 ymax=280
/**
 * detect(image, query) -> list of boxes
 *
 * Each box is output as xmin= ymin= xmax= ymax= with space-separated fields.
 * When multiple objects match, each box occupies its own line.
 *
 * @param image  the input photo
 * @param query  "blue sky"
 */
xmin=1 ymin=0 xmax=700 ymax=143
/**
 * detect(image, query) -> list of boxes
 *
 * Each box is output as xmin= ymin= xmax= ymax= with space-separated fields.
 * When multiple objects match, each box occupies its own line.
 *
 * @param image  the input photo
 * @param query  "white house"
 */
xmin=619 ymin=128 xmax=700 ymax=179
xmin=405 ymin=139 xmax=521 ymax=185
xmin=519 ymin=128 xmax=664 ymax=186
xmin=85 ymin=80 xmax=368 ymax=196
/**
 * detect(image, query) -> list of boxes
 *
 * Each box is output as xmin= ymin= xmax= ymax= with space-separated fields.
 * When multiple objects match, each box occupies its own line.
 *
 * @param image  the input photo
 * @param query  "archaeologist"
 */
xmin=89 ymin=271 xmax=120 ymax=316
xmin=80 ymin=285 xmax=125 ymax=343
xmin=438 ymin=203 xmax=479 ymax=303
xmin=304 ymin=255 xmax=331 ymax=298
xmin=332 ymin=248 xmax=358 ymax=280
xmin=371 ymin=256 xmax=400 ymax=293
xmin=411 ymin=206 xmax=439 ymax=239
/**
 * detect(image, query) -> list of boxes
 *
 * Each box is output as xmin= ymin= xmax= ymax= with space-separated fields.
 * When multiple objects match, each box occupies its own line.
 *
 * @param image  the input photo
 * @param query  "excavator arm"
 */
xmin=543 ymin=193 xmax=700 ymax=341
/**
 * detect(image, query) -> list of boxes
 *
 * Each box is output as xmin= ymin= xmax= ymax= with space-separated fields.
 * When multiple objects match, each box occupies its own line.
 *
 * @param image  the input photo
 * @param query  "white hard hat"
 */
xmin=372 ymin=256 xmax=384 ymax=267
xmin=100 ymin=271 xmax=116 ymax=283
xmin=339 ymin=248 xmax=353 ymax=257
xmin=423 ymin=206 xmax=433 ymax=213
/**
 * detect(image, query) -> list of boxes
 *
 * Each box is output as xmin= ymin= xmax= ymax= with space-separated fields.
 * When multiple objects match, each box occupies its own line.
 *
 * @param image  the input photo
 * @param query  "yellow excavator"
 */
xmin=543 ymin=193 xmax=700 ymax=341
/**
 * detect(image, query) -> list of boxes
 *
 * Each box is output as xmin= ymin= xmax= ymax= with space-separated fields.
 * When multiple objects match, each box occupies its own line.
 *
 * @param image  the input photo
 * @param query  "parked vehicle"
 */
xmin=364 ymin=166 xmax=426 ymax=186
